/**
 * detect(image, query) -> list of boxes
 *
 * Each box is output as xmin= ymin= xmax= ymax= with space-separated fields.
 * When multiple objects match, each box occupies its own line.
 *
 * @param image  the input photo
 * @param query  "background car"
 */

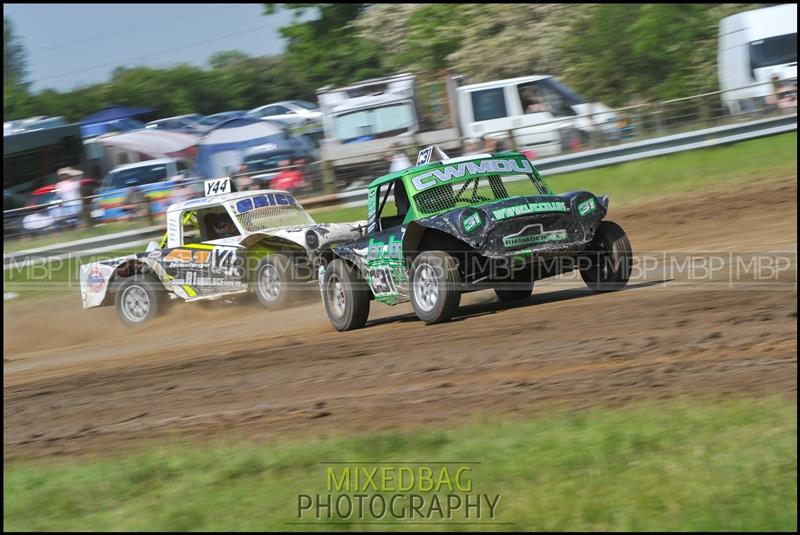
xmin=145 ymin=114 xmax=206 ymax=134
xmin=247 ymin=100 xmax=322 ymax=128
xmin=3 ymin=190 xmax=31 ymax=237
xmin=92 ymin=158 xmax=198 ymax=222
xmin=197 ymin=111 xmax=248 ymax=127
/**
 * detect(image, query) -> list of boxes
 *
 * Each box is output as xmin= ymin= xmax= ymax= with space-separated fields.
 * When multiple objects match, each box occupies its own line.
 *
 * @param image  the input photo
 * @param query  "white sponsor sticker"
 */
xmin=204 ymin=177 xmax=232 ymax=196
xmin=412 ymin=158 xmax=533 ymax=191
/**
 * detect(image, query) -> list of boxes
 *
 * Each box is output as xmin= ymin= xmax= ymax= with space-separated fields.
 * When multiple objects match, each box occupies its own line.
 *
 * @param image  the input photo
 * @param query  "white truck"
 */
xmin=718 ymin=4 xmax=797 ymax=115
xmin=455 ymin=75 xmax=619 ymax=156
xmin=316 ymin=72 xmax=618 ymax=177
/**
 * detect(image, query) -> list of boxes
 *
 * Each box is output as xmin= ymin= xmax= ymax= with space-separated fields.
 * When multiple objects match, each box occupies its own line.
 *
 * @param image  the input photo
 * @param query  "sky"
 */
xmin=4 ymin=4 xmax=303 ymax=93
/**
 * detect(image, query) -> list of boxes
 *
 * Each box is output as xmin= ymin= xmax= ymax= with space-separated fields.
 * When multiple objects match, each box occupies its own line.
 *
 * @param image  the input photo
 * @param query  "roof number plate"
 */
xmin=204 ymin=177 xmax=231 ymax=197
xmin=416 ymin=147 xmax=434 ymax=166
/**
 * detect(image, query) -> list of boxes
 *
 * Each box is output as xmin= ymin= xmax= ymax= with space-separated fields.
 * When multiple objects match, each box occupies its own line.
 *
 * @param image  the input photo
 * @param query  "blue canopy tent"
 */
xmin=80 ymin=105 xmax=154 ymax=139
xmin=193 ymin=118 xmax=295 ymax=179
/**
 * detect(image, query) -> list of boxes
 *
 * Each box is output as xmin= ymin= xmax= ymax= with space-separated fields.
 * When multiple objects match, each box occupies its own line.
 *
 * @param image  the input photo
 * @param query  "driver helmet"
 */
xmin=213 ymin=216 xmax=235 ymax=236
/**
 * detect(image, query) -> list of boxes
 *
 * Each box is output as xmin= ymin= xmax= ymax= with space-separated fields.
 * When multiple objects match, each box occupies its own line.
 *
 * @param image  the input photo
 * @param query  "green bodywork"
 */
xmin=365 ymin=235 xmax=408 ymax=305
xmin=365 ymin=151 xmax=555 ymax=230
xmin=360 ymin=151 xmax=558 ymax=305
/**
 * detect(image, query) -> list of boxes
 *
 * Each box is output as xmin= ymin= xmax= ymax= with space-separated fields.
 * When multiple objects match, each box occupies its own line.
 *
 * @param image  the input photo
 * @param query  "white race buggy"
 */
xmin=79 ymin=178 xmax=365 ymax=326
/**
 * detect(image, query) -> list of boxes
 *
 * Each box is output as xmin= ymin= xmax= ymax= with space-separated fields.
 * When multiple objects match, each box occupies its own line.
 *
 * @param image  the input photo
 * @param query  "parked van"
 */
xmin=455 ymin=75 xmax=618 ymax=156
xmin=318 ymin=73 xmax=419 ymax=146
xmin=317 ymin=72 xmax=460 ymax=166
xmin=718 ymin=4 xmax=797 ymax=114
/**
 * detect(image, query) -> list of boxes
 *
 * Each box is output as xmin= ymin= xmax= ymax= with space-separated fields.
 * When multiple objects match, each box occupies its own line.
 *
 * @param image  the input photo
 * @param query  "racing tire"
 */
xmin=254 ymin=254 xmax=295 ymax=310
xmin=495 ymin=281 xmax=535 ymax=302
xmin=580 ymin=221 xmax=632 ymax=292
xmin=494 ymin=263 xmax=535 ymax=302
xmin=115 ymin=274 xmax=165 ymax=327
xmin=410 ymin=251 xmax=462 ymax=325
xmin=322 ymin=259 xmax=371 ymax=332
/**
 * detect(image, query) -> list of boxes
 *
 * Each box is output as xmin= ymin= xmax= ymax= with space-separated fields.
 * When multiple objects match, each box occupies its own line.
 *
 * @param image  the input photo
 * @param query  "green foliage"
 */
xmin=267 ymin=4 xmax=387 ymax=88
xmin=4 ymin=15 xmax=32 ymax=118
xmin=358 ymin=4 xmax=572 ymax=82
xmin=4 ymin=16 xmax=27 ymax=85
xmin=7 ymin=55 xmax=315 ymax=123
xmin=4 ymin=4 xmax=780 ymax=122
xmin=399 ymin=5 xmax=466 ymax=72
xmin=562 ymin=3 xmax=774 ymax=106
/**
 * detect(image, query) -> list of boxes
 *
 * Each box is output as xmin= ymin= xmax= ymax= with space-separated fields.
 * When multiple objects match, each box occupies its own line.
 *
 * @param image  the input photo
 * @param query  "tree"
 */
xmin=208 ymin=50 xmax=251 ymax=70
xmin=356 ymin=4 xmax=572 ymax=82
xmin=7 ymin=4 xmax=779 ymax=125
xmin=353 ymin=4 xmax=421 ymax=72
xmin=263 ymin=4 xmax=387 ymax=88
xmin=4 ymin=16 xmax=27 ymax=84
xmin=561 ymin=3 xmax=775 ymax=107
xmin=446 ymin=4 xmax=572 ymax=82
xmin=4 ymin=16 xmax=31 ymax=119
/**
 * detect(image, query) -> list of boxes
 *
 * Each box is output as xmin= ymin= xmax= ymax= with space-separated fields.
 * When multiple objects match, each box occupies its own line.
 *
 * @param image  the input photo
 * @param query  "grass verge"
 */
xmin=308 ymin=132 xmax=797 ymax=223
xmin=3 ymin=221 xmax=153 ymax=254
xmin=548 ymin=132 xmax=796 ymax=205
xmin=4 ymin=396 xmax=796 ymax=531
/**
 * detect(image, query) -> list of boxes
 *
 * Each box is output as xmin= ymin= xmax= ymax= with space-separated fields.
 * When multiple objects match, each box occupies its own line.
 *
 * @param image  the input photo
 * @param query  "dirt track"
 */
xmin=4 ymin=177 xmax=797 ymax=461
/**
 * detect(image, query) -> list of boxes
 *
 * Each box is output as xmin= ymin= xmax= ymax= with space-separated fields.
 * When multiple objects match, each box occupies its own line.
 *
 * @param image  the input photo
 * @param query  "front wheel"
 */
xmin=322 ymin=259 xmax=371 ymax=331
xmin=580 ymin=221 xmax=632 ymax=292
xmin=254 ymin=254 xmax=294 ymax=310
xmin=115 ymin=274 xmax=165 ymax=327
xmin=410 ymin=251 xmax=462 ymax=324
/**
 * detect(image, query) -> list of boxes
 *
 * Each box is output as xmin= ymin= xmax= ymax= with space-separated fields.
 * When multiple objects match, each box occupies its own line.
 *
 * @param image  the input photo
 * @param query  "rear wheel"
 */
xmin=410 ymin=251 xmax=462 ymax=324
xmin=115 ymin=274 xmax=164 ymax=327
xmin=580 ymin=221 xmax=632 ymax=292
xmin=254 ymin=254 xmax=294 ymax=310
xmin=322 ymin=259 xmax=371 ymax=331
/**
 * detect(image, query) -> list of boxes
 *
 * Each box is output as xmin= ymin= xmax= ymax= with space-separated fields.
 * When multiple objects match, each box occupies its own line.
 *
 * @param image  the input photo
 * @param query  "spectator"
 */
xmin=481 ymin=135 xmax=499 ymax=154
xmin=124 ymin=186 xmax=151 ymax=224
xmin=526 ymin=97 xmax=550 ymax=114
xmin=79 ymin=175 xmax=96 ymax=228
xmin=170 ymin=178 xmax=195 ymax=206
xmin=235 ymin=163 xmax=255 ymax=191
xmin=519 ymin=86 xmax=548 ymax=114
xmin=54 ymin=167 xmax=82 ymax=219
xmin=774 ymin=76 xmax=797 ymax=114
xmin=766 ymin=74 xmax=781 ymax=108
xmin=387 ymin=142 xmax=412 ymax=173
xmin=271 ymin=158 xmax=307 ymax=193
xmin=462 ymin=138 xmax=481 ymax=155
